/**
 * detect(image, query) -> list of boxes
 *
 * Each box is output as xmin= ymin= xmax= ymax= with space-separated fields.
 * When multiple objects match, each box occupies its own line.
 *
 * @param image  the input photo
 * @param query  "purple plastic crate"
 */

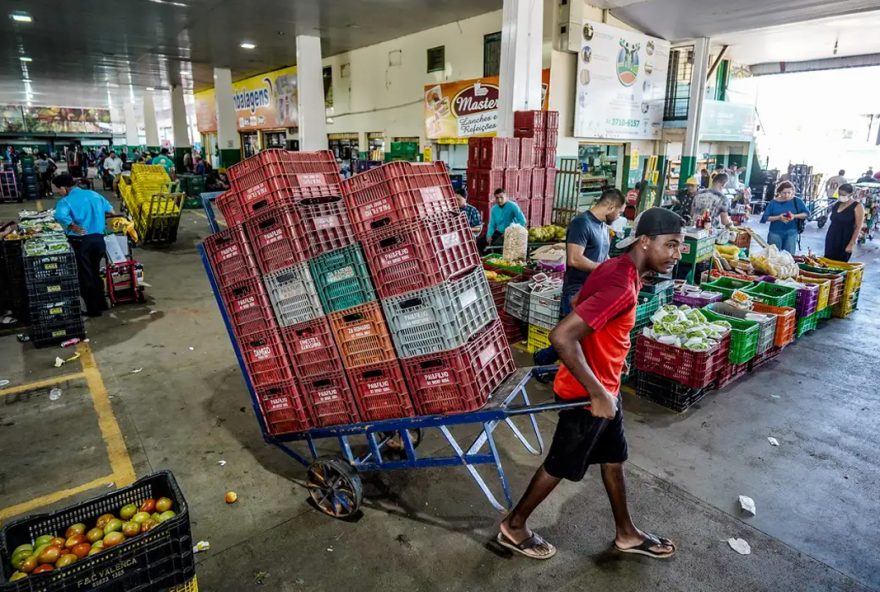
xmin=795 ymin=283 xmax=820 ymax=317
xmin=673 ymin=291 xmax=723 ymax=308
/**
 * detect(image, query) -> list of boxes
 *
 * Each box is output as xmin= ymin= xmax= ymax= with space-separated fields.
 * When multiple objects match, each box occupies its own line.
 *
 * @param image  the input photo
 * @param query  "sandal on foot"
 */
xmin=614 ymin=532 xmax=676 ymax=559
xmin=496 ymin=531 xmax=557 ymax=560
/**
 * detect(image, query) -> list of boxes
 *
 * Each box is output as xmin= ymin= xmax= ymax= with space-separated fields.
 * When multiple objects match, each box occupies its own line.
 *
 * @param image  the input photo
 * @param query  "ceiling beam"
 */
xmin=750 ymin=53 xmax=880 ymax=76
xmin=706 ymin=45 xmax=728 ymax=80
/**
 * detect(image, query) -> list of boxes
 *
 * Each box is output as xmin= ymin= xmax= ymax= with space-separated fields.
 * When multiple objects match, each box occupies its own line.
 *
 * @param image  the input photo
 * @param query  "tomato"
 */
xmin=65 ymin=534 xmax=86 ymax=549
xmin=138 ymin=499 xmax=156 ymax=513
xmin=119 ymin=504 xmax=137 ymax=520
xmin=87 ymin=546 xmax=103 ymax=557
xmin=86 ymin=528 xmax=104 ymax=543
xmin=65 ymin=523 xmax=86 ymax=538
xmin=140 ymin=519 xmax=157 ymax=532
xmin=155 ymin=497 xmax=173 ymax=513
xmin=71 ymin=543 xmax=91 ymax=559
xmin=19 ymin=556 xmax=38 ymax=574
xmin=103 ymin=519 xmax=123 ymax=535
xmin=55 ymin=554 xmax=77 ymax=568
xmin=37 ymin=546 xmax=61 ymax=565
xmin=9 ymin=571 xmax=27 ymax=581
xmin=95 ymin=514 xmax=115 ymax=529
xmin=33 ymin=535 xmax=53 ymax=548
xmin=102 ymin=532 xmax=125 ymax=548
xmin=32 ymin=564 xmax=54 ymax=574
xmin=48 ymin=537 xmax=65 ymax=549
xmin=131 ymin=512 xmax=150 ymax=525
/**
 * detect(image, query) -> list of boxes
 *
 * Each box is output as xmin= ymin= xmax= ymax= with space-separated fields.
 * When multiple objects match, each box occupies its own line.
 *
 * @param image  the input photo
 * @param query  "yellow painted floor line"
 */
xmin=0 ymin=372 xmax=86 ymax=398
xmin=78 ymin=342 xmax=136 ymax=488
xmin=0 ymin=475 xmax=114 ymax=522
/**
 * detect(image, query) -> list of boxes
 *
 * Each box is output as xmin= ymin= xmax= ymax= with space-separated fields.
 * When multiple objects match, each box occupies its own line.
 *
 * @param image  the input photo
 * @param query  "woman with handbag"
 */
xmin=760 ymin=181 xmax=808 ymax=253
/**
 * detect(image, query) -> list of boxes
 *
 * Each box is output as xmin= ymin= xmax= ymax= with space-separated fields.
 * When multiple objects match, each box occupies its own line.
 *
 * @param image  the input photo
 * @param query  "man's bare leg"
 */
xmin=600 ymin=462 xmax=674 ymax=556
xmin=498 ymin=465 xmax=560 ymax=557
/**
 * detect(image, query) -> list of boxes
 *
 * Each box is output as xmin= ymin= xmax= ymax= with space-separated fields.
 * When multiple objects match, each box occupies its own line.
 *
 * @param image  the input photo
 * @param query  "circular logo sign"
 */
xmin=616 ymin=40 xmax=641 ymax=87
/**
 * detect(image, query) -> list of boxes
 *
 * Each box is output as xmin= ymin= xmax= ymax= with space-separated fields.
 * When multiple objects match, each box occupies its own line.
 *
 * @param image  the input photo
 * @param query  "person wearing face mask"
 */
xmin=824 ymin=184 xmax=864 ymax=262
xmin=760 ymin=181 xmax=807 ymax=254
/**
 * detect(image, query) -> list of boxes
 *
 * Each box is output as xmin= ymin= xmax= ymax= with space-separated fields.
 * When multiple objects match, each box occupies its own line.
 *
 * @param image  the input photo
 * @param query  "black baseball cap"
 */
xmin=616 ymin=207 xmax=684 ymax=249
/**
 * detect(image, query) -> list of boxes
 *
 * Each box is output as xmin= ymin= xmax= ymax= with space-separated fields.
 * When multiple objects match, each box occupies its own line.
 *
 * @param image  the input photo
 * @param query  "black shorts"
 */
xmin=543 ymin=396 xmax=628 ymax=482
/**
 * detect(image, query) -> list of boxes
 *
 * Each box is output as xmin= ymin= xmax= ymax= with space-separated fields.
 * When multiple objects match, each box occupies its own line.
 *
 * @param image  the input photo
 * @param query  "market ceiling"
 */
xmin=0 ymin=0 xmax=501 ymax=109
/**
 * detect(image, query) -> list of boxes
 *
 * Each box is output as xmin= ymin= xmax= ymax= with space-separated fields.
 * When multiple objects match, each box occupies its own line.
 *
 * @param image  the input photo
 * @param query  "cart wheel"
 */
xmin=306 ymin=457 xmax=363 ymax=519
xmin=378 ymin=429 xmax=422 ymax=452
xmin=817 ymin=216 xmax=828 ymax=229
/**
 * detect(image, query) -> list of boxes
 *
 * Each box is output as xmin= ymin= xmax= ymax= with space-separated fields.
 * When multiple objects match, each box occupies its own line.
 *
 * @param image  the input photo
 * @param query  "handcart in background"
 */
xmin=199 ymin=194 xmax=581 ymax=518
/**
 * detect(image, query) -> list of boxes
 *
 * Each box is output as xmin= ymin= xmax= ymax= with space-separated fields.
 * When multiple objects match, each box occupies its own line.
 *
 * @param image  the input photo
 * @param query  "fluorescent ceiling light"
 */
xmin=147 ymin=0 xmax=187 ymax=7
xmin=146 ymin=87 xmax=155 ymax=91
xmin=240 ymin=42 xmax=256 ymax=50
xmin=10 ymin=13 xmax=32 ymax=23
xmin=19 ymin=56 xmax=32 ymax=62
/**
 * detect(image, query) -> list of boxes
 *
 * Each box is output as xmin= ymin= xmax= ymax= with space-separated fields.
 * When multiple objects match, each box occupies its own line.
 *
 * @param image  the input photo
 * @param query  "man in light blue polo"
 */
xmin=481 ymin=188 xmax=527 ymax=252
xmin=53 ymin=173 xmax=116 ymax=317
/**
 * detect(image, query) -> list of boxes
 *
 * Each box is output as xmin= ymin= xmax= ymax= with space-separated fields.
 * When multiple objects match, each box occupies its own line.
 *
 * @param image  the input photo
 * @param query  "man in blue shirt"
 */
xmin=53 ymin=173 xmax=116 ymax=317
xmin=534 ymin=187 xmax=625 ymax=366
xmin=456 ymin=188 xmax=483 ymax=238
xmin=481 ymin=188 xmax=526 ymax=252
xmin=151 ymin=147 xmax=175 ymax=176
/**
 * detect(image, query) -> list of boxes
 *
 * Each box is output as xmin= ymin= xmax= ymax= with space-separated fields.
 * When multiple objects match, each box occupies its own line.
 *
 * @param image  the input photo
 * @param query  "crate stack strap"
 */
xmin=344 ymin=160 xmax=516 ymax=416
xmin=23 ymin=236 xmax=86 ymax=347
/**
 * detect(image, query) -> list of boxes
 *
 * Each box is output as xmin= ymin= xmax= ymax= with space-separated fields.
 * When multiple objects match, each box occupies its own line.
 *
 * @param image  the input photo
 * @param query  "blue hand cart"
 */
xmin=199 ymin=195 xmax=580 ymax=518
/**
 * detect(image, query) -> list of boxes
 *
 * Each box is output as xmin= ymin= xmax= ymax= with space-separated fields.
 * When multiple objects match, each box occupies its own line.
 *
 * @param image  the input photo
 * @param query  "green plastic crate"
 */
xmin=796 ymin=310 xmax=820 ymax=337
xmin=817 ymin=305 xmax=833 ymax=321
xmin=742 ymin=281 xmax=798 ymax=308
xmin=680 ymin=235 xmax=716 ymax=264
xmin=633 ymin=291 xmax=661 ymax=333
xmin=702 ymin=307 xmax=760 ymax=364
xmin=699 ymin=276 xmax=756 ymax=300
xmin=309 ymin=244 xmax=376 ymax=314
xmin=183 ymin=196 xmax=202 ymax=209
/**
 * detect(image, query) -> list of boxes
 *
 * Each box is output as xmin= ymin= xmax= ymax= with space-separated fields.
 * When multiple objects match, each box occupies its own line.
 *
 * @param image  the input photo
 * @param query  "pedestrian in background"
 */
xmin=824 ymin=183 xmax=864 ymax=262
xmin=480 ymin=188 xmax=526 ymax=252
xmin=760 ymin=181 xmax=807 ymax=254
xmin=456 ymin=188 xmax=483 ymax=238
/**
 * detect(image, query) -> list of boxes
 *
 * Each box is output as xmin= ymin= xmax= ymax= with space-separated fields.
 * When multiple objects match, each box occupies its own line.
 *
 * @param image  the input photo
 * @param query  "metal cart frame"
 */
xmin=199 ymin=195 xmax=579 ymax=518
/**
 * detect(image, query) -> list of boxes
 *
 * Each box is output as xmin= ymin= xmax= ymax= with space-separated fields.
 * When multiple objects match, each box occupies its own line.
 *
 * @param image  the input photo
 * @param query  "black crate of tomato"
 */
xmin=0 ymin=471 xmax=194 ymax=591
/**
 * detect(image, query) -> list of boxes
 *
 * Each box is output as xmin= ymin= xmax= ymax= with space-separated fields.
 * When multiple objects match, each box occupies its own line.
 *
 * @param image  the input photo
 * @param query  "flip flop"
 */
xmin=614 ymin=532 xmax=676 ymax=559
xmin=496 ymin=530 xmax=557 ymax=560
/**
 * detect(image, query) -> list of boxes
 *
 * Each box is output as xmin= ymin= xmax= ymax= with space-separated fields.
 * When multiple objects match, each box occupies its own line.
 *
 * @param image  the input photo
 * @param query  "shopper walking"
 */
xmin=498 ymin=207 xmax=682 ymax=561
xmin=825 ymin=170 xmax=847 ymax=202
xmin=691 ymin=173 xmax=732 ymax=227
xmin=760 ymin=181 xmax=807 ymax=254
xmin=456 ymin=188 xmax=483 ymax=238
xmin=53 ymin=173 xmax=115 ymax=317
xmin=533 ymin=188 xmax=625 ymax=366
xmin=67 ymin=146 xmax=86 ymax=179
xmin=824 ymin=183 xmax=864 ymax=262
xmin=480 ymin=188 xmax=526 ymax=252
xmin=35 ymin=153 xmax=56 ymax=197
xmin=103 ymin=150 xmax=123 ymax=195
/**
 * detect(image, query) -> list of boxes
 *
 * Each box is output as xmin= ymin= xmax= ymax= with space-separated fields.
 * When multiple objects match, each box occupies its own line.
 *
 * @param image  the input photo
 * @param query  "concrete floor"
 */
xmin=0 ymin=197 xmax=877 ymax=592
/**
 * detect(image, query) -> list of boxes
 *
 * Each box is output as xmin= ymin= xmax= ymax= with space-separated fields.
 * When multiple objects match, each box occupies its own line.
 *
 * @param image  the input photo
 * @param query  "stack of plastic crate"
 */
xmin=125 ymin=164 xmax=183 ymax=244
xmin=345 ymin=161 xmax=515 ymax=416
xmin=0 ymin=170 xmax=20 ymax=203
xmin=19 ymin=155 xmax=39 ymax=201
xmin=23 ymin=236 xmax=85 ymax=347
xmin=514 ymin=110 xmax=559 ymax=227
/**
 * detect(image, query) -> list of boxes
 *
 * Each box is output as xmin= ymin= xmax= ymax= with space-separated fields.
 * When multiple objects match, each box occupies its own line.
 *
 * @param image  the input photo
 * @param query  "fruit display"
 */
xmin=527 ymin=224 xmax=566 ymax=242
xmin=6 ymin=497 xmax=176 ymax=582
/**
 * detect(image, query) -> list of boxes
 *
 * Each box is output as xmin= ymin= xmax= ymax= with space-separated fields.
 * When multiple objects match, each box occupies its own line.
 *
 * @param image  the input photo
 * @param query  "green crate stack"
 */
xmin=385 ymin=142 xmax=420 ymax=162
xmin=742 ymin=281 xmax=798 ymax=309
xmin=679 ymin=235 xmax=715 ymax=265
xmin=622 ymin=292 xmax=661 ymax=383
xmin=700 ymin=276 xmax=756 ymax=300
xmin=796 ymin=310 xmax=820 ymax=337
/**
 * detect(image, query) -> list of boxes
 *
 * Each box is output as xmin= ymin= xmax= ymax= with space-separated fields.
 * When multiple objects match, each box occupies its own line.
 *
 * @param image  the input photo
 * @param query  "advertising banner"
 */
xmin=0 ymin=106 xmax=110 ymax=133
xmin=573 ymin=21 xmax=670 ymax=140
xmin=700 ymin=100 xmax=756 ymax=141
xmin=424 ymin=69 xmax=550 ymax=140
xmin=196 ymin=65 xmax=299 ymax=133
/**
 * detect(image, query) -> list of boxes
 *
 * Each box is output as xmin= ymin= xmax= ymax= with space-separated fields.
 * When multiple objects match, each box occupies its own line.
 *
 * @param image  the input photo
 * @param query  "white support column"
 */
xmin=497 ymin=0 xmax=543 ymax=137
xmin=143 ymin=91 xmax=160 ymax=149
xmin=681 ymin=38 xmax=711 ymax=187
xmin=170 ymin=84 xmax=191 ymax=170
xmin=123 ymin=101 xmax=139 ymax=149
xmin=296 ymin=34 xmax=328 ymax=151
xmin=213 ymin=67 xmax=241 ymax=167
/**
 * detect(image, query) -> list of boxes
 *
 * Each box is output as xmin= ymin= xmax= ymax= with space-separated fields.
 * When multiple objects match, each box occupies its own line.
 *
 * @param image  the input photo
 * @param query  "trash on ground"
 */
xmin=770 ymin=394 xmax=781 ymax=399
xmin=0 ymin=379 xmax=9 ymax=387
xmin=131 ymin=368 xmax=143 ymax=374
xmin=54 ymin=357 xmax=64 ymax=368
xmin=218 ymin=460 xmax=227 ymax=466
xmin=188 ymin=346 xmax=194 ymax=351
xmin=48 ymin=387 xmax=62 ymax=401
xmin=1 ymin=315 xmax=16 ymax=325
xmin=193 ymin=541 xmax=211 ymax=553
xmin=739 ymin=495 xmax=756 ymax=516
xmin=728 ymin=537 xmax=751 ymax=555
xmin=225 ymin=491 xmax=238 ymax=504
xmin=65 ymin=352 xmax=80 ymax=363
xmin=767 ymin=437 xmax=779 ymax=446
xmin=253 ymin=571 xmax=269 ymax=585
xmin=16 ymin=334 xmax=29 ymax=342
xmin=60 ymin=337 xmax=81 ymax=347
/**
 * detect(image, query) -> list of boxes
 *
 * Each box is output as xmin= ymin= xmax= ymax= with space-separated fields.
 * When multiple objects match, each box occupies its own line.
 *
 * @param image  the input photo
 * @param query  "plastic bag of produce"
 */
xmin=503 ymin=223 xmax=528 ymax=263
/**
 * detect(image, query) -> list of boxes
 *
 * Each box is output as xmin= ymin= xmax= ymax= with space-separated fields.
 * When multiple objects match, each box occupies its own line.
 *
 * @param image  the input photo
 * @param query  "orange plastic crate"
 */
xmin=751 ymin=302 xmax=796 ymax=348
xmin=329 ymin=301 xmax=396 ymax=369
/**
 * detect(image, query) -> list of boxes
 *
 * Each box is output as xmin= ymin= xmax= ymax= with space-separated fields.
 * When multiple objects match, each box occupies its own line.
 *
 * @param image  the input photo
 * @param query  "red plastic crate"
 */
xmin=531 ymin=168 xmax=545 ymax=198
xmin=221 ymin=277 xmax=277 ymax=338
xmin=467 ymin=169 xmax=505 ymax=200
xmin=401 ymin=320 xmax=515 ymax=415
xmin=543 ymin=146 xmax=557 ymax=168
xmin=528 ymin=199 xmax=543 ymax=227
xmin=244 ymin=203 xmax=310 ymax=274
xmin=541 ymin=197 xmax=554 ymax=226
xmin=227 ymin=149 xmax=292 ymax=180
xmin=472 ymin=199 xmax=491 ymax=227
xmin=479 ymin=138 xmax=507 ymax=170
xmin=329 ymin=302 xmax=396 ymax=368
xmin=235 ymin=170 xmax=343 ymax=217
xmin=287 ymin=150 xmax=340 ymax=174
xmin=545 ymin=129 xmax=559 ymax=148
xmin=514 ymin=110 xmax=544 ymax=130
xmin=294 ymin=196 xmax=355 ymax=257
xmin=514 ymin=198 xmax=531 ymax=222
xmin=519 ymin=138 xmax=535 ymax=169
xmin=239 ymin=329 xmax=295 ymax=387
xmin=216 ymin=190 xmax=246 ymax=227
xmin=533 ymin=147 xmax=545 ymax=169
xmin=544 ymin=110 xmax=559 ymax=131
xmin=715 ymin=359 xmax=749 ymax=389
xmin=505 ymin=138 xmax=520 ymax=168
xmin=282 ymin=317 xmax=345 ymax=381
xmin=518 ymin=169 xmax=533 ymax=199
xmin=347 ymin=360 xmax=415 ymax=421
xmin=204 ymin=225 xmax=258 ymax=289
xmin=256 ymin=380 xmax=312 ymax=435
xmin=748 ymin=345 xmax=782 ymax=371
xmin=635 ymin=334 xmax=730 ymax=389
xmin=544 ymin=168 xmax=557 ymax=198
xmin=297 ymin=371 xmax=360 ymax=427
xmin=342 ymin=161 xmax=457 ymax=237
xmin=503 ymin=169 xmax=519 ymax=198
xmin=362 ymin=211 xmax=481 ymax=298
xmin=467 ymin=138 xmax=482 ymax=168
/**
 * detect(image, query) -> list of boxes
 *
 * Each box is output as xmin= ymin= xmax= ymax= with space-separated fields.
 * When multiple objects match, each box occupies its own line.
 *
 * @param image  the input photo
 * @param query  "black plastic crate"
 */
xmin=26 ymin=276 xmax=81 ymax=303
xmin=0 ymin=471 xmax=194 ymax=592
xmin=634 ymin=370 xmax=714 ymax=413
xmin=23 ymin=252 xmax=77 ymax=282
xmin=30 ymin=317 xmax=85 ymax=348
xmin=29 ymin=299 xmax=82 ymax=326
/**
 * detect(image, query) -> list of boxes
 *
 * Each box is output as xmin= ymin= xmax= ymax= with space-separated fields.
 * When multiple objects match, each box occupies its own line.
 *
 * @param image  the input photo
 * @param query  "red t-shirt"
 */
xmin=553 ymin=255 xmax=641 ymax=399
